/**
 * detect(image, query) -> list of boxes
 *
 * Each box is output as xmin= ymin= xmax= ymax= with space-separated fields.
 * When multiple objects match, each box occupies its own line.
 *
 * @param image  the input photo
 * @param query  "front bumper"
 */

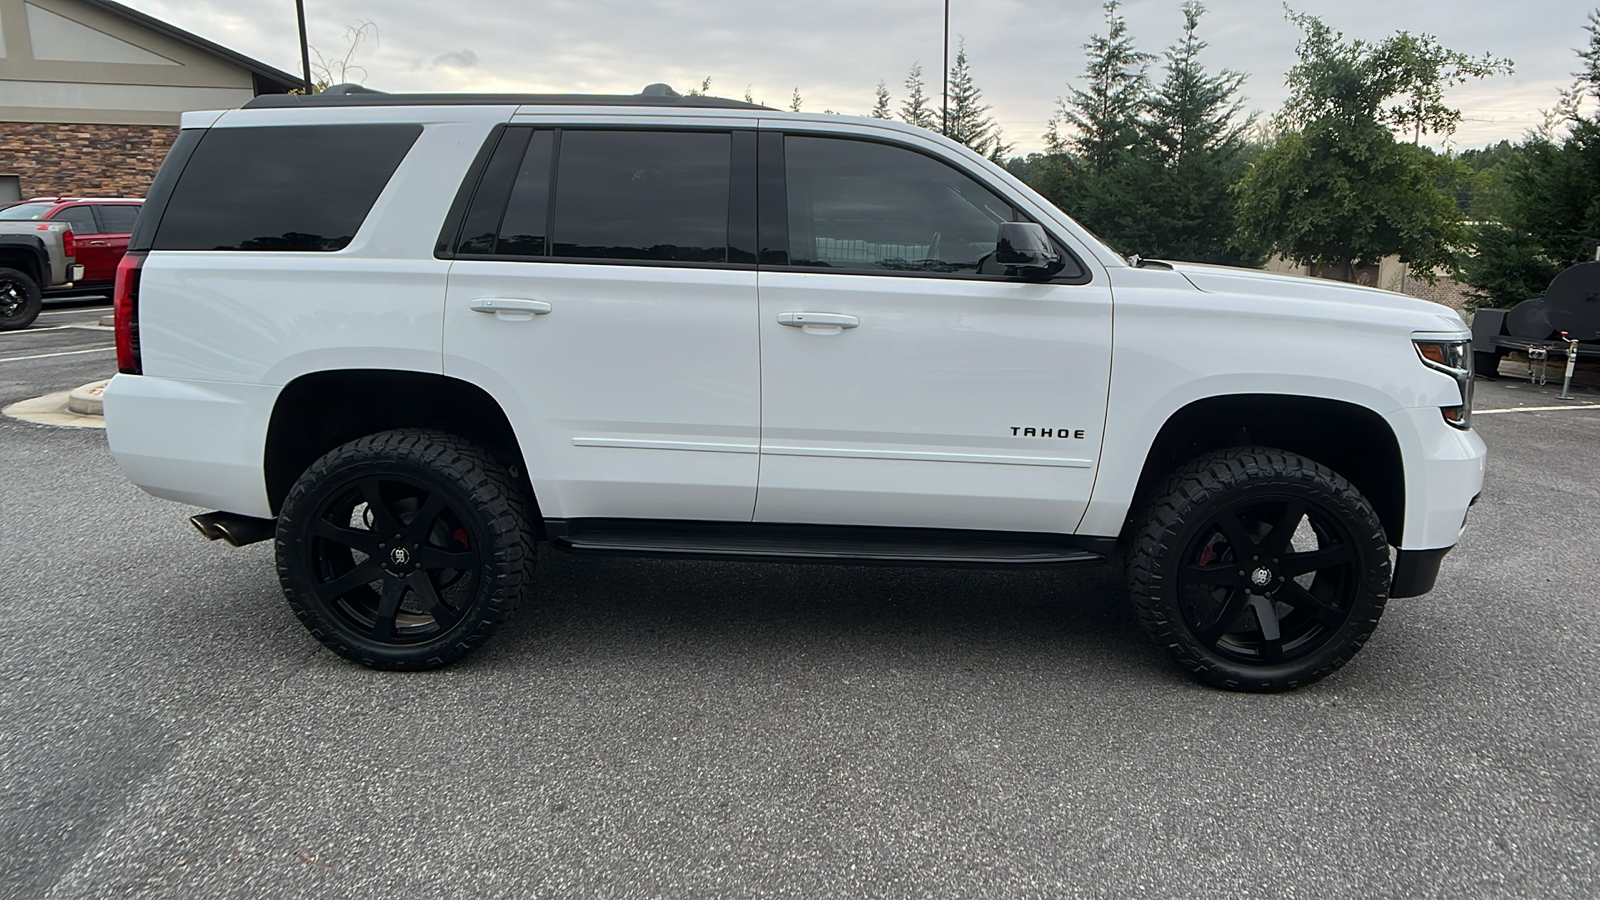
xmin=1386 ymin=406 xmax=1487 ymax=552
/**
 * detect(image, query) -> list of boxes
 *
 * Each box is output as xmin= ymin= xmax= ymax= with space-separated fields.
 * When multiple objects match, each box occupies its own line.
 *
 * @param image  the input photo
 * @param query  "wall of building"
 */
xmin=0 ymin=120 xmax=171 ymax=196
xmin=1266 ymin=255 xmax=1471 ymax=312
xmin=0 ymin=0 xmax=256 ymax=126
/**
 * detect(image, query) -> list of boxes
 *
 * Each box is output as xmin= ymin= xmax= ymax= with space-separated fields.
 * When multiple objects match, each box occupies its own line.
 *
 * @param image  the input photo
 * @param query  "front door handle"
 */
xmin=777 ymin=311 xmax=859 ymax=335
xmin=470 ymin=298 xmax=552 ymax=321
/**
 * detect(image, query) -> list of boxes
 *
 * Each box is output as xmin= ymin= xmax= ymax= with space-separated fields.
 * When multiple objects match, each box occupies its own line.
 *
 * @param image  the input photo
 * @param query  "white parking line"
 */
xmin=0 ymin=346 xmax=114 ymax=363
xmin=39 ymin=306 xmax=111 ymax=316
xmin=0 ymin=324 xmax=74 ymax=334
xmin=1476 ymin=404 xmax=1600 ymax=414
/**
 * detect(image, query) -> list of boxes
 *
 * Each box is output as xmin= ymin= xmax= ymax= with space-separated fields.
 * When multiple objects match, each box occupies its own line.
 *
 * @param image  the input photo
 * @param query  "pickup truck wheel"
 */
xmin=275 ymin=430 xmax=535 ymax=670
xmin=0 ymin=268 xmax=42 ymax=330
xmin=1127 ymin=447 xmax=1390 ymax=692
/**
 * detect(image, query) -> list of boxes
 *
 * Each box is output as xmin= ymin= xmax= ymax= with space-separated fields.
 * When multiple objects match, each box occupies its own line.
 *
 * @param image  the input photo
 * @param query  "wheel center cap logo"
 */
xmin=390 ymin=547 xmax=411 ymax=567
xmin=1251 ymin=567 xmax=1273 ymax=586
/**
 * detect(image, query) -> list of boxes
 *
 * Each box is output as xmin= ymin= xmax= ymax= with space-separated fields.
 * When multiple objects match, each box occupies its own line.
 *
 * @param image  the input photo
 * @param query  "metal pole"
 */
xmin=1560 ymin=332 xmax=1579 ymax=399
xmin=941 ymin=0 xmax=949 ymax=135
xmin=296 ymin=0 xmax=313 ymax=93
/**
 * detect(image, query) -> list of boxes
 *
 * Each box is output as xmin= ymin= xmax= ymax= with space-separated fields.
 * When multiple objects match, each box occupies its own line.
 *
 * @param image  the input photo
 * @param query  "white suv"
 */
xmin=104 ymin=85 xmax=1486 ymax=691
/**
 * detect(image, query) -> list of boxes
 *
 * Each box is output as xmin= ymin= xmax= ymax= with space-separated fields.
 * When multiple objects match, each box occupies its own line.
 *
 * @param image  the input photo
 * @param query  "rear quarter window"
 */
xmin=153 ymin=124 xmax=422 ymax=252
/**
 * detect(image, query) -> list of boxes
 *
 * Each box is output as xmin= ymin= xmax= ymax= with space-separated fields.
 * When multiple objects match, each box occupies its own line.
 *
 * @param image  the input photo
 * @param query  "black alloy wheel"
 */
xmin=0 ymin=267 xmax=42 ymax=331
xmin=276 ymin=430 xmax=534 ymax=669
xmin=1128 ymin=447 xmax=1390 ymax=692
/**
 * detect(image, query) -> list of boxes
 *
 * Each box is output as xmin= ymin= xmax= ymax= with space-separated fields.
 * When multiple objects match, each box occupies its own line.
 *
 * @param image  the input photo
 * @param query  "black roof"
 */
xmin=243 ymin=83 xmax=770 ymax=111
xmin=76 ymin=0 xmax=305 ymax=94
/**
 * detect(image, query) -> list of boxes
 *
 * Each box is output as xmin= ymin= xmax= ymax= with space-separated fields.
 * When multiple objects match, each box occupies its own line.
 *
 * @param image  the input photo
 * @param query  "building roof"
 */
xmin=74 ymin=0 xmax=305 ymax=94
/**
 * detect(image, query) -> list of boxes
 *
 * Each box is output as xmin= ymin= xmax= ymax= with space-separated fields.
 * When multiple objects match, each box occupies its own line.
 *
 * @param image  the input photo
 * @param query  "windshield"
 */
xmin=0 ymin=203 xmax=55 ymax=221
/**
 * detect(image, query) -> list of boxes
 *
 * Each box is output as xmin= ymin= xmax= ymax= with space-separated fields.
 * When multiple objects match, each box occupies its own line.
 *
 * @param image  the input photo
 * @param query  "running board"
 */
xmin=546 ymin=519 xmax=1110 ymax=568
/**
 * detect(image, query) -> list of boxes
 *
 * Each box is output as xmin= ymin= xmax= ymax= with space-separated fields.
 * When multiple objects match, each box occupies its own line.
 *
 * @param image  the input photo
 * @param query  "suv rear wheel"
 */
xmin=275 ymin=429 xmax=535 ymax=669
xmin=1127 ymin=447 xmax=1390 ymax=692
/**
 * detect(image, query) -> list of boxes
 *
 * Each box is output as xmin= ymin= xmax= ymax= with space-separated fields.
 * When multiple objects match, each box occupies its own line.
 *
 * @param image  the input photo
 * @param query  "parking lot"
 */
xmin=2 ymin=310 xmax=1597 ymax=899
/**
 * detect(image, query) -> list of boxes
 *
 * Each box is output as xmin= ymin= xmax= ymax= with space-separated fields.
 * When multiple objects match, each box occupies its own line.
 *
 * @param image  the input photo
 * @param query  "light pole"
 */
xmin=295 ymin=0 xmax=313 ymax=93
xmin=940 ymin=0 xmax=949 ymax=135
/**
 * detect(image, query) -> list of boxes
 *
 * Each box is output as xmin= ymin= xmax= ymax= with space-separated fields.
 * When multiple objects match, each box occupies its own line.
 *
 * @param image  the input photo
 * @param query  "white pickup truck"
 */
xmin=0 ymin=218 xmax=83 ymax=329
xmin=103 ymin=85 xmax=1486 ymax=691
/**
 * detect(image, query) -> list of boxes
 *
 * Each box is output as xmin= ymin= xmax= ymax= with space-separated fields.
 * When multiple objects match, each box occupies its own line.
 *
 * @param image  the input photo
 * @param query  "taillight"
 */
xmin=62 ymin=229 xmax=75 ymax=259
xmin=115 ymin=252 xmax=146 ymax=374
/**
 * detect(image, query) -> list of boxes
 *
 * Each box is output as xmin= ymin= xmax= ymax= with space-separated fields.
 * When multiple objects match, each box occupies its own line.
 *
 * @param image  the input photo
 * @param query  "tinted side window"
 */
xmin=97 ymin=204 xmax=140 ymax=233
xmin=154 ymin=124 xmax=421 ymax=251
xmin=55 ymin=206 xmax=99 ymax=235
xmin=552 ymin=131 xmax=729 ymax=263
xmin=784 ymin=136 xmax=1013 ymax=275
xmin=495 ymin=131 xmax=554 ymax=256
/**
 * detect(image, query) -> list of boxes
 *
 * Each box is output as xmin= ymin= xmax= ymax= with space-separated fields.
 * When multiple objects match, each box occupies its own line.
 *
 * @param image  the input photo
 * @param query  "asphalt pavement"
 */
xmin=1 ymin=317 xmax=1597 ymax=899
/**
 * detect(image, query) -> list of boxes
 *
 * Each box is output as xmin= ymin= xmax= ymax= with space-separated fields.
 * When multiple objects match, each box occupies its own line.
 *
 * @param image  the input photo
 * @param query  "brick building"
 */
xmin=0 ymin=0 xmax=300 ymax=201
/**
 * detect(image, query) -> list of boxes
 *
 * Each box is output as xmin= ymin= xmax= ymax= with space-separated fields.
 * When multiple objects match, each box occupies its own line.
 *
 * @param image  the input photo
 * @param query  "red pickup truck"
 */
xmin=0 ymin=197 xmax=141 ymax=289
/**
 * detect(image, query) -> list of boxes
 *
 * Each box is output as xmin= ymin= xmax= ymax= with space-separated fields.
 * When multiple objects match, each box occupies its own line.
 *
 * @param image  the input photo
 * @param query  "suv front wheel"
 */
xmin=275 ymin=429 xmax=535 ymax=669
xmin=1127 ymin=447 xmax=1390 ymax=692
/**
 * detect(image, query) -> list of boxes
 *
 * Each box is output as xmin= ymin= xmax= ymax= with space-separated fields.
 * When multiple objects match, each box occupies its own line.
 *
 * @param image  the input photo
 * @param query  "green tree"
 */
xmin=1050 ymin=0 xmax=1152 ymax=174
xmin=789 ymin=87 xmax=803 ymax=112
xmin=1124 ymin=1 xmax=1259 ymax=265
xmin=1459 ymin=10 xmax=1600 ymax=307
xmin=944 ymin=40 xmax=1011 ymax=160
xmin=1234 ymin=10 xmax=1506 ymax=281
xmin=870 ymin=80 xmax=893 ymax=119
xmin=900 ymin=63 xmax=936 ymax=129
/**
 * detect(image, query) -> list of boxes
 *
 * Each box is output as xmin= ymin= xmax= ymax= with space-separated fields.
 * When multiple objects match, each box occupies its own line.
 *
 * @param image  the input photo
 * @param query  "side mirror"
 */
xmin=995 ymin=222 xmax=1064 ymax=279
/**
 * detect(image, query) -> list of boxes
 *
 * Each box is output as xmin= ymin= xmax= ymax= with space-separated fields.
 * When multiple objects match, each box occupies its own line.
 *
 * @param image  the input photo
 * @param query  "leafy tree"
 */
xmin=944 ymin=40 xmax=1011 ymax=160
xmin=685 ymin=76 xmax=713 ymax=97
xmin=1234 ymin=10 xmax=1506 ymax=281
xmin=871 ymin=80 xmax=893 ymax=119
xmin=900 ymin=63 xmax=937 ymax=129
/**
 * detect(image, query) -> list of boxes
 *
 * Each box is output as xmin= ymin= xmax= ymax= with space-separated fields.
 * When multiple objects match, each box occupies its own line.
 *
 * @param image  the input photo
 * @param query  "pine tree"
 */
xmin=1127 ymin=1 xmax=1259 ymax=265
xmin=943 ymin=40 xmax=1011 ymax=159
xmin=871 ymin=80 xmax=893 ymax=119
xmin=789 ymin=87 xmax=803 ymax=112
xmin=1144 ymin=2 xmax=1248 ymax=166
xmin=900 ymin=63 xmax=936 ymax=130
xmin=1052 ymin=0 xmax=1153 ymax=174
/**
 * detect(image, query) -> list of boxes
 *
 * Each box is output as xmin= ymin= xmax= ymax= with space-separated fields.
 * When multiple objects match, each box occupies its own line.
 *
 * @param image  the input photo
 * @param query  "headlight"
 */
xmin=1414 ymin=339 xmax=1473 ymax=429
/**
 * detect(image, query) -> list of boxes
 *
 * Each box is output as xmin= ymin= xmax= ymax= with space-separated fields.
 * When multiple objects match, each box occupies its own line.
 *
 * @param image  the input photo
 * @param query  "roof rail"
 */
xmin=242 ymin=83 xmax=768 ymax=111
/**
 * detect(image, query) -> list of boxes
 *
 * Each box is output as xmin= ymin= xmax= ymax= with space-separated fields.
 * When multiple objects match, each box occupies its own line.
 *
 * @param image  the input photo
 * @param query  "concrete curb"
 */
xmin=99 ymin=314 xmax=114 ymax=327
xmin=67 ymin=379 xmax=107 ymax=416
xmin=2 ymin=379 xmax=109 ymax=429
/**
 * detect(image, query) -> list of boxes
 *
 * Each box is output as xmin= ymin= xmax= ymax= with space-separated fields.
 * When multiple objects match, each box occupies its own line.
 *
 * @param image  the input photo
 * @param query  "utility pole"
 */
xmin=295 ymin=0 xmax=313 ymax=93
xmin=941 ymin=0 xmax=949 ymax=135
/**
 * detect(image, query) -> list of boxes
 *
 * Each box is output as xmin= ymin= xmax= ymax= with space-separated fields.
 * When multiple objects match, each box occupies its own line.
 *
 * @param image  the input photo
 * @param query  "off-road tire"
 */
xmin=0 ymin=267 xmax=43 ymax=331
xmin=276 ymin=429 xmax=536 ymax=670
xmin=1127 ymin=446 xmax=1390 ymax=692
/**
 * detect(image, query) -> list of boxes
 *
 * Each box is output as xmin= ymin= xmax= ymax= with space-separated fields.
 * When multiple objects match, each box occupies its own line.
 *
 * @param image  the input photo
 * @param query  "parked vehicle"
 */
xmin=0 ymin=198 xmax=141 ymax=288
xmin=0 ymin=212 xmax=83 ymax=330
xmin=104 ymin=85 xmax=1487 ymax=691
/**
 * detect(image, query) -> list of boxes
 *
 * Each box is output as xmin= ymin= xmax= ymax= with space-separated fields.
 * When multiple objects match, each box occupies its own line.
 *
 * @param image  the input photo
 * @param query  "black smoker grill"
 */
xmin=1472 ymin=261 xmax=1600 ymax=378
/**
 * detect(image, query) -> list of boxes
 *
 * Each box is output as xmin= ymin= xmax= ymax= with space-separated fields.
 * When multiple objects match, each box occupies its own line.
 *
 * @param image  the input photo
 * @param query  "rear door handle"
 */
xmin=777 ymin=311 xmax=859 ymax=335
xmin=470 ymin=298 xmax=552 ymax=321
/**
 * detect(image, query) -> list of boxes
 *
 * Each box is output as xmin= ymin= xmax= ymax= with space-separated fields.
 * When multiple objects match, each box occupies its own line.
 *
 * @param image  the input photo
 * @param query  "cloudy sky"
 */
xmin=123 ymin=0 xmax=1592 ymax=153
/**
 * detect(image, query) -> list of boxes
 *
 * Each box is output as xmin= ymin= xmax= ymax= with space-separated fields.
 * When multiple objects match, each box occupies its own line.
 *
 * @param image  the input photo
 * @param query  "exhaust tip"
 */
xmin=190 ymin=511 xmax=276 ymax=547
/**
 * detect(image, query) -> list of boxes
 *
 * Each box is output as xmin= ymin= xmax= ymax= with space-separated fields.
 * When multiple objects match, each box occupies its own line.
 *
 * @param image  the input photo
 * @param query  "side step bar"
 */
xmin=548 ymin=519 xmax=1111 ymax=568
xmin=191 ymin=511 xmax=276 ymax=547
